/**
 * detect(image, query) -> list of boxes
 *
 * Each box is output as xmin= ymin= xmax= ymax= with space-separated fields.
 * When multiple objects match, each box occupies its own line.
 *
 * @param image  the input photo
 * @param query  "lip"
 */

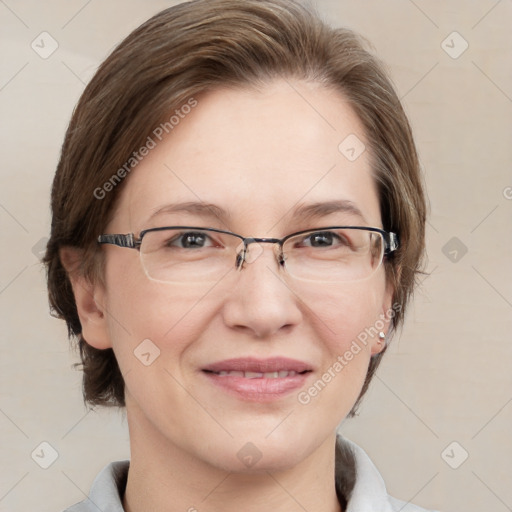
xmin=201 ymin=357 xmax=313 ymax=402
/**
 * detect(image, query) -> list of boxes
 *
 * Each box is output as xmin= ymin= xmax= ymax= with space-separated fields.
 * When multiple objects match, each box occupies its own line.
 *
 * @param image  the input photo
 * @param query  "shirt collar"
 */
xmin=336 ymin=435 xmax=395 ymax=512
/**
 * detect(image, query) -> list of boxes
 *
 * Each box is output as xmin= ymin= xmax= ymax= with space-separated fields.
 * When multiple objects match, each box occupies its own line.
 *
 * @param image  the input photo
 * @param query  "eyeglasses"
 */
xmin=97 ymin=226 xmax=398 ymax=284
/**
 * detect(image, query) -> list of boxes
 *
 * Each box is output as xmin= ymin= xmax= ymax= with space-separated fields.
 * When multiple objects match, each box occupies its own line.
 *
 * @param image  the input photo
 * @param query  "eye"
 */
xmin=167 ymin=231 xmax=215 ymax=249
xmin=300 ymin=231 xmax=348 ymax=248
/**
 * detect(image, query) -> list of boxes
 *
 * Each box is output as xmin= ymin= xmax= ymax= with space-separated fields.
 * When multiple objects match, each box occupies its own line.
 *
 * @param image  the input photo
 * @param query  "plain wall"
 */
xmin=1 ymin=1 xmax=511 ymax=511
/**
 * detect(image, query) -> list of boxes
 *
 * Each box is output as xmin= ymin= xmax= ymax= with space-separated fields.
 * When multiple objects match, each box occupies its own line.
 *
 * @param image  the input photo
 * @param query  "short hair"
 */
xmin=44 ymin=0 xmax=426 ymax=411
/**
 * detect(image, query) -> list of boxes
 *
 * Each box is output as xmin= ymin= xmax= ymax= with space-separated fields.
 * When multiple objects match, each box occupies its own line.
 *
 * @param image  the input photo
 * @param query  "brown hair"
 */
xmin=44 ymin=0 xmax=426 ymax=411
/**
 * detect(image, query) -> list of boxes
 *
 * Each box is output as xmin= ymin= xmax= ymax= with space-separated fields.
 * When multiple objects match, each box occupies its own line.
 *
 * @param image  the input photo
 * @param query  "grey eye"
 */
xmin=169 ymin=232 xmax=212 ymax=249
xmin=302 ymin=231 xmax=346 ymax=248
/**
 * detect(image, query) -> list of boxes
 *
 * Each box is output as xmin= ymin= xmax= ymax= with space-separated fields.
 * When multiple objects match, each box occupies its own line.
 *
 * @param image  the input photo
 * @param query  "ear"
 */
xmin=60 ymin=247 xmax=112 ymax=349
xmin=370 ymin=280 xmax=395 ymax=356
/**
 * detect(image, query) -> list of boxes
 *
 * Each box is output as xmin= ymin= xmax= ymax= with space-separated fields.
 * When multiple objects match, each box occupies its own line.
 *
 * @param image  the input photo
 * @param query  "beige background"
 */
xmin=1 ymin=1 xmax=511 ymax=511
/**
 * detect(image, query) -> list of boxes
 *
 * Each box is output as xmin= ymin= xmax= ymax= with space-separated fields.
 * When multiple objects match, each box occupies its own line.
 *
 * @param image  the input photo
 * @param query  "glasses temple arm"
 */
xmin=97 ymin=233 xmax=136 ymax=248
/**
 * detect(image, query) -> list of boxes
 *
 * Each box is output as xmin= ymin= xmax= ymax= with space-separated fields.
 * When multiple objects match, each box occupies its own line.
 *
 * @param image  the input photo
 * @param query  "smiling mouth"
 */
xmin=201 ymin=357 xmax=313 ymax=401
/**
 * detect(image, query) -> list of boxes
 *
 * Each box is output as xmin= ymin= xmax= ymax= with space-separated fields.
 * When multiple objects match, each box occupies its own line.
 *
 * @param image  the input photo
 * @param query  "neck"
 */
xmin=122 ymin=403 xmax=343 ymax=512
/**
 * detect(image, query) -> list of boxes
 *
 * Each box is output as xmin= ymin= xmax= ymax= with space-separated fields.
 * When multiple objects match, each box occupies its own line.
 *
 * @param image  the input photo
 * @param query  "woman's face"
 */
xmin=92 ymin=79 xmax=392 ymax=472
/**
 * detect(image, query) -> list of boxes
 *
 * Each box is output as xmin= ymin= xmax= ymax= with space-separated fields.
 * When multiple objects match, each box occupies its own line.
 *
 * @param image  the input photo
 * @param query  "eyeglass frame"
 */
xmin=97 ymin=225 xmax=399 ymax=274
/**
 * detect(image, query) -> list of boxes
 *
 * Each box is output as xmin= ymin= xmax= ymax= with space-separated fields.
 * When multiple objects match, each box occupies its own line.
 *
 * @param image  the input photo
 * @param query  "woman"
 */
xmin=45 ymin=0 xmax=434 ymax=510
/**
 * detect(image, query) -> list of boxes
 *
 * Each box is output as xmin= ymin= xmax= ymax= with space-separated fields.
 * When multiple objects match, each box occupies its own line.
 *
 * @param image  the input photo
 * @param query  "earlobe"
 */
xmin=59 ymin=247 xmax=112 ymax=350
xmin=371 ymin=331 xmax=387 ymax=356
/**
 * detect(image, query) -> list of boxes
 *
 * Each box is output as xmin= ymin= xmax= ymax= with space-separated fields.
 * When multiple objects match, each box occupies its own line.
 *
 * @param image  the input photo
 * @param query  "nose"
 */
xmin=221 ymin=243 xmax=303 ymax=339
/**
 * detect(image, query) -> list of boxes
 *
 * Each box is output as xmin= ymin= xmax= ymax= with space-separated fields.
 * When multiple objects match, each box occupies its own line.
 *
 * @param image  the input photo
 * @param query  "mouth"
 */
xmin=201 ymin=357 xmax=313 ymax=402
xmin=205 ymin=369 xmax=305 ymax=379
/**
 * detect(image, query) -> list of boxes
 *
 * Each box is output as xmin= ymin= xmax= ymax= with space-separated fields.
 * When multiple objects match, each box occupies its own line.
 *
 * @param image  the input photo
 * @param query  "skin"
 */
xmin=63 ymin=79 xmax=393 ymax=512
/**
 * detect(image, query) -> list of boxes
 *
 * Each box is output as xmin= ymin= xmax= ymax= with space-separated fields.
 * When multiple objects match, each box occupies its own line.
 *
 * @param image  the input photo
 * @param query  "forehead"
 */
xmin=112 ymin=79 xmax=381 ymax=233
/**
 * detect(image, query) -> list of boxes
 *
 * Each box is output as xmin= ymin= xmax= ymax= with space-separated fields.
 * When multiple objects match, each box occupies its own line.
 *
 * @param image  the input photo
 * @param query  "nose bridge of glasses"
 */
xmin=235 ymin=237 xmax=283 ymax=268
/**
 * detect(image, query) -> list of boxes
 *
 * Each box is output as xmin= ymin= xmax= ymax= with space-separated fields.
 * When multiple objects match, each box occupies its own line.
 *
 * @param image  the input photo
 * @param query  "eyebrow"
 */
xmin=146 ymin=199 xmax=367 ymax=226
xmin=292 ymin=200 xmax=368 ymax=224
xmin=147 ymin=201 xmax=231 ymax=224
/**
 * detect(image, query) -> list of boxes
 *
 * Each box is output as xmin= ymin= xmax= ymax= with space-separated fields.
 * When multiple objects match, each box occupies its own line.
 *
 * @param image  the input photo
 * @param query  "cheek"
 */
xmin=101 ymin=252 xmax=220 ymax=373
xmin=295 ymin=277 xmax=386 ymax=407
xmin=297 ymin=274 xmax=386 ymax=352
xmin=294 ymin=275 xmax=384 ymax=366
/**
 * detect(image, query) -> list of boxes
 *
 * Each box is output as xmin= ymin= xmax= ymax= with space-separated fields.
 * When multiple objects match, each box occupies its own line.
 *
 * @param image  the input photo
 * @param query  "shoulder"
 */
xmin=336 ymin=435 xmax=439 ymax=512
xmin=61 ymin=460 xmax=129 ymax=512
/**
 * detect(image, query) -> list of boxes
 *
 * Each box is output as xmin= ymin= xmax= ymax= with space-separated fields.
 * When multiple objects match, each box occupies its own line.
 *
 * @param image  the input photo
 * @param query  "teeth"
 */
xmin=245 ymin=371 xmax=264 ymax=379
xmin=215 ymin=370 xmax=298 ymax=378
xmin=219 ymin=370 xmax=243 ymax=377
